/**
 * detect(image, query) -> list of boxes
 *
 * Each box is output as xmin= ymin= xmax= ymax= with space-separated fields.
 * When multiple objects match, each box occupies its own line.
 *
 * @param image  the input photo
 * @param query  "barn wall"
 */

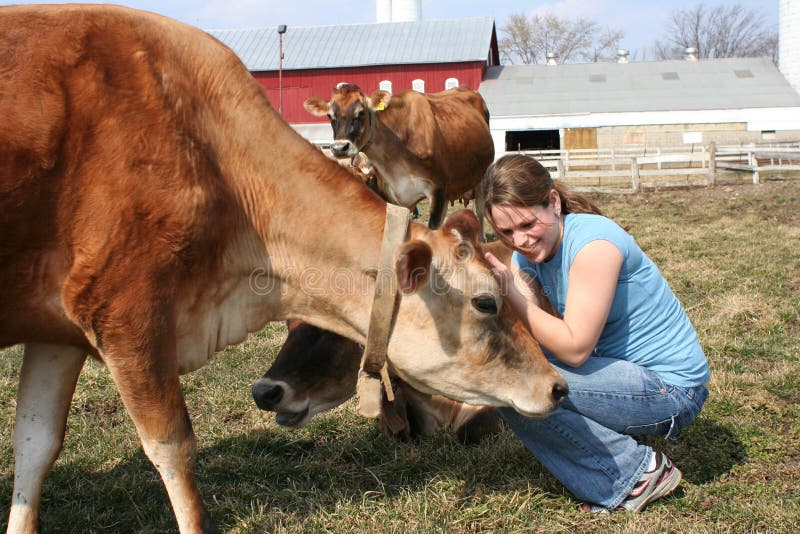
xmin=253 ymin=62 xmax=485 ymax=124
xmin=596 ymin=123 xmax=800 ymax=148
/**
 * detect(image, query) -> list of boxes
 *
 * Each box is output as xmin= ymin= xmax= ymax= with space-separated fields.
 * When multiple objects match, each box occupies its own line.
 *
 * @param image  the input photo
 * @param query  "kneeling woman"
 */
xmin=483 ymin=155 xmax=710 ymax=513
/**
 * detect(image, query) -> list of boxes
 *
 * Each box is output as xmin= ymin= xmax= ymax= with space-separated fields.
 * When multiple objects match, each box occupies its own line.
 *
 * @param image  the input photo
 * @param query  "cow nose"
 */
xmin=330 ymin=141 xmax=352 ymax=156
xmin=552 ymin=381 xmax=569 ymax=405
xmin=251 ymin=379 xmax=284 ymax=410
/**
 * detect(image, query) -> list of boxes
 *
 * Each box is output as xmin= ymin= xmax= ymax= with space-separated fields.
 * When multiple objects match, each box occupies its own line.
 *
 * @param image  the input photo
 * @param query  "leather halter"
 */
xmin=356 ymin=202 xmax=410 ymax=418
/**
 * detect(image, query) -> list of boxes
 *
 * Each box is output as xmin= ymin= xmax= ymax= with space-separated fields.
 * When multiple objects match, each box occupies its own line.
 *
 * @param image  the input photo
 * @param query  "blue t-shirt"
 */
xmin=513 ymin=213 xmax=710 ymax=388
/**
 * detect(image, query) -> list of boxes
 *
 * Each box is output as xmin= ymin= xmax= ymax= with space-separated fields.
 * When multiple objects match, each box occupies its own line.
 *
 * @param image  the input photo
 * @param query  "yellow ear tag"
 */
xmin=377 ymin=102 xmax=386 ymax=111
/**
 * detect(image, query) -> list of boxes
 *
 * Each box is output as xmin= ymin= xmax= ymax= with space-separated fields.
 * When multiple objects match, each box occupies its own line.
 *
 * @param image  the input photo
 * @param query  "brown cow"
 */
xmin=252 ymin=241 xmax=558 ymax=444
xmin=0 ymin=5 xmax=566 ymax=533
xmin=304 ymin=84 xmax=494 ymax=235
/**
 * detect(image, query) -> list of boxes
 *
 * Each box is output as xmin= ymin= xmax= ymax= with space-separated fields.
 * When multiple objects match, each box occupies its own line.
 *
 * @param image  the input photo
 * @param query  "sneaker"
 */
xmin=619 ymin=451 xmax=682 ymax=512
xmin=581 ymin=451 xmax=682 ymax=514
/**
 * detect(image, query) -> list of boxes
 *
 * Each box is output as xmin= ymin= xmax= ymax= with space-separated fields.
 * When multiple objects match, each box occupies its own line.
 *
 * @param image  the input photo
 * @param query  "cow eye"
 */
xmin=454 ymin=242 xmax=472 ymax=262
xmin=471 ymin=295 xmax=498 ymax=315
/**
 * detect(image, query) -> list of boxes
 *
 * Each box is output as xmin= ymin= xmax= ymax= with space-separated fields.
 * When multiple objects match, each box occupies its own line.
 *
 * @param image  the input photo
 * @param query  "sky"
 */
xmin=3 ymin=1 xmax=779 ymax=60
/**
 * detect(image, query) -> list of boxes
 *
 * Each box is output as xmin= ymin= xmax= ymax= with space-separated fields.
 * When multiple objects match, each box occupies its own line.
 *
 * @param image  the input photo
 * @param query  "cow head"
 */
xmin=252 ymin=320 xmax=360 ymax=427
xmin=384 ymin=210 xmax=567 ymax=417
xmin=304 ymin=83 xmax=388 ymax=158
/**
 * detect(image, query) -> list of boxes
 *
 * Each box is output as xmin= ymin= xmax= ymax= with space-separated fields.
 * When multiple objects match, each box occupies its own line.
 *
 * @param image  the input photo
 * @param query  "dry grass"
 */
xmin=2 ymin=179 xmax=799 ymax=532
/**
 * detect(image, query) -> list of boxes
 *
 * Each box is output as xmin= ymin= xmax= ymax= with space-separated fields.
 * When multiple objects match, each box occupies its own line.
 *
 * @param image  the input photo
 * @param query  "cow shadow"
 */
xmin=0 ymin=416 xmax=746 ymax=532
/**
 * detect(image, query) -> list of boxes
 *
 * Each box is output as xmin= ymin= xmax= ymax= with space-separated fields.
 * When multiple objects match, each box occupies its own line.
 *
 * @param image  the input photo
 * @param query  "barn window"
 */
xmin=505 ymin=130 xmax=560 ymax=152
xmin=412 ymin=79 xmax=425 ymax=93
xmin=445 ymin=77 xmax=459 ymax=90
xmin=379 ymin=80 xmax=393 ymax=93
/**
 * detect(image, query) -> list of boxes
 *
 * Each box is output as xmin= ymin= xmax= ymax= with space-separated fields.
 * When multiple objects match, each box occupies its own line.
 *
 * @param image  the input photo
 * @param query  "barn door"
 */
xmin=563 ymin=128 xmax=597 ymax=150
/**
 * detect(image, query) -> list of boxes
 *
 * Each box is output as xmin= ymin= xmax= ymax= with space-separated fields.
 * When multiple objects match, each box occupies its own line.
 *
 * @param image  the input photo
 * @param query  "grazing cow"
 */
xmin=0 ymin=5 xmax=566 ymax=533
xmin=252 ymin=241 xmax=558 ymax=444
xmin=304 ymin=84 xmax=494 ymax=235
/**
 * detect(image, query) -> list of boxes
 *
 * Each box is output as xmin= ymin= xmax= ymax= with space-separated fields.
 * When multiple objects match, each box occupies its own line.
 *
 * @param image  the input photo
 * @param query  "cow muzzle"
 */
xmin=330 ymin=140 xmax=357 ymax=158
xmin=251 ymin=377 xmax=285 ymax=410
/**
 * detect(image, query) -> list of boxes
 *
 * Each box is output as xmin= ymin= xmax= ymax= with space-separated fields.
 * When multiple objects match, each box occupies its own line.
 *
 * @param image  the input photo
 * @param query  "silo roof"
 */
xmin=207 ymin=17 xmax=495 ymax=71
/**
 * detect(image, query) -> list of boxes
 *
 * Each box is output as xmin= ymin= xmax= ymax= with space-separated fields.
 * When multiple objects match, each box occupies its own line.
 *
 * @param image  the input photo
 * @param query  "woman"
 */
xmin=483 ymin=154 xmax=710 ymax=513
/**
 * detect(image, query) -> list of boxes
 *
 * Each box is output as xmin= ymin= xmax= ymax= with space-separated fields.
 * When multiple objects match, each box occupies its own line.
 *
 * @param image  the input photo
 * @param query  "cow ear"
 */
xmin=395 ymin=239 xmax=432 ymax=294
xmin=369 ymin=90 xmax=392 ymax=111
xmin=442 ymin=209 xmax=481 ymax=248
xmin=303 ymin=97 xmax=330 ymax=117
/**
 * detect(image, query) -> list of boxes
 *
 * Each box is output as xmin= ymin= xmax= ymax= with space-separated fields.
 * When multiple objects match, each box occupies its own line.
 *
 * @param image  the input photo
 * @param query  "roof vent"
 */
xmin=684 ymin=47 xmax=699 ymax=61
xmin=735 ymin=69 xmax=754 ymax=78
xmin=617 ymin=49 xmax=629 ymax=63
xmin=661 ymin=72 xmax=679 ymax=80
xmin=546 ymin=52 xmax=559 ymax=66
xmin=589 ymin=74 xmax=606 ymax=83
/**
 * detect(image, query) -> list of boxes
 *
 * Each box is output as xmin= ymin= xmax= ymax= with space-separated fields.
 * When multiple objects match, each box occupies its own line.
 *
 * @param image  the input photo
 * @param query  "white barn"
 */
xmin=479 ymin=56 xmax=800 ymax=157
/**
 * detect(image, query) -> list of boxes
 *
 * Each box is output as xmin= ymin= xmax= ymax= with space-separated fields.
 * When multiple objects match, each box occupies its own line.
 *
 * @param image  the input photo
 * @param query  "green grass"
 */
xmin=2 ymin=180 xmax=799 ymax=532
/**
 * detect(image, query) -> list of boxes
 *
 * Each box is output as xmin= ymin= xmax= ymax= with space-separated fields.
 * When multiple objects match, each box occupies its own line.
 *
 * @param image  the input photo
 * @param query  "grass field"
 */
xmin=1 ymin=179 xmax=799 ymax=533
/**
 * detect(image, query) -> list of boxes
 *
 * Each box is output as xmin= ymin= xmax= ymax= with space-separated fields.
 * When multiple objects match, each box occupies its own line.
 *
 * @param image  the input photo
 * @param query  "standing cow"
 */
xmin=0 ymin=5 xmax=566 ymax=533
xmin=304 ymin=83 xmax=494 ymax=237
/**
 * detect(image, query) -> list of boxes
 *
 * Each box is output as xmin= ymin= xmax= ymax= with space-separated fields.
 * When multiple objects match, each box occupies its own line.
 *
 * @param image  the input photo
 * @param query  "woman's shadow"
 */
xmin=642 ymin=416 xmax=747 ymax=485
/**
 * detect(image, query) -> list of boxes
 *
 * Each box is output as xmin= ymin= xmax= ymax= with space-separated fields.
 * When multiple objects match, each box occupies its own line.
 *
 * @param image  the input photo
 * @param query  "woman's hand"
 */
xmin=485 ymin=252 xmax=540 ymax=316
xmin=485 ymin=251 xmax=514 ymax=293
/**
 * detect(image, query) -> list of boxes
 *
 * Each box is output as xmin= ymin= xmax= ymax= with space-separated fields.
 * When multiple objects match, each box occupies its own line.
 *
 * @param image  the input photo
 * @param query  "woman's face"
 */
xmin=490 ymin=198 xmax=562 ymax=263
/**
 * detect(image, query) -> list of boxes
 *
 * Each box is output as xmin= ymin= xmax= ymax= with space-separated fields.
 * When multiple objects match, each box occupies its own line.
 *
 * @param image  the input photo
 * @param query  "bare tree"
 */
xmin=499 ymin=12 xmax=624 ymax=64
xmin=652 ymin=3 xmax=778 ymax=61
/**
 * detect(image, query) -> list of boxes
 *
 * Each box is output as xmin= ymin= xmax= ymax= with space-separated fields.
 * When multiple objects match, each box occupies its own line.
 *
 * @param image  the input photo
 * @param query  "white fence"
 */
xmin=518 ymin=143 xmax=800 ymax=193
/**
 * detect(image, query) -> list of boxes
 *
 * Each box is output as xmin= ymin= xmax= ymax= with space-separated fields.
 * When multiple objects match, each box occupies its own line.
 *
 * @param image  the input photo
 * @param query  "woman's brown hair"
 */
xmin=482 ymin=154 xmax=603 ymax=216
xmin=481 ymin=154 xmax=605 ymax=249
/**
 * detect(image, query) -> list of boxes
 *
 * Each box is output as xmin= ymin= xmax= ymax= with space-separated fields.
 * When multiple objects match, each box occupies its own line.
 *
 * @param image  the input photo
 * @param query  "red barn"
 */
xmin=209 ymin=17 xmax=499 ymax=144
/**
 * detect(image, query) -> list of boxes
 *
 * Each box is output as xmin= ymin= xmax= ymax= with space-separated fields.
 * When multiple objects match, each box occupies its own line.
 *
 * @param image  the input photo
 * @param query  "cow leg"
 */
xmin=102 ymin=353 xmax=217 ymax=534
xmin=427 ymin=186 xmax=447 ymax=229
xmin=8 ymin=343 xmax=86 ymax=534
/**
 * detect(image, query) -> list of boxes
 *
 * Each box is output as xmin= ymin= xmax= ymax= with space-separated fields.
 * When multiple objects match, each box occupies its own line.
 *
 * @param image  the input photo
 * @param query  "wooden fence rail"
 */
xmin=520 ymin=143 xmax=800 ymax=193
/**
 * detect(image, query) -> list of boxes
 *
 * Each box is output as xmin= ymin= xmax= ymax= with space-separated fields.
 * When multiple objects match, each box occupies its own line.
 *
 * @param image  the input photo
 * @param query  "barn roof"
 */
xmin=479 ymin=57 xmax=800 ymax=117
xmin=207 ymin=17 xmax=496 ymax=72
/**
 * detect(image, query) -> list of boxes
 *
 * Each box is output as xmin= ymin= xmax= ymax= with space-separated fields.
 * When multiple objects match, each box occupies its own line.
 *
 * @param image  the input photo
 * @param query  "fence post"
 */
xmin=631 ymin=158 xmax=640 ymax=193
xmin=556 ymin=159 xmax=565 ymax=181
xmin=751 ymin=152 xmax=760 ymax=184
xmin=708 ymin=142 xmax=716 ymax=186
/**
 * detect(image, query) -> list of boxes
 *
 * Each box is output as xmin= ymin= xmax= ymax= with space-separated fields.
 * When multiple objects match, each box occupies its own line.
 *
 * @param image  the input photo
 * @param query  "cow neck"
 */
xmin=361 ymin=114 xmax=427 ymax=176
xmin=231 ymin=134 xmax=398 ymax=336
xmin=198 ymin=82 xmax=408 ymax=342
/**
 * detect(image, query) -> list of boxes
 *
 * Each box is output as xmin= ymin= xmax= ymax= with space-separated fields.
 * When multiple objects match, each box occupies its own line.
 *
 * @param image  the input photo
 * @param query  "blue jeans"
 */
xmin=499 ymin=357 xmax=708 ymax=509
